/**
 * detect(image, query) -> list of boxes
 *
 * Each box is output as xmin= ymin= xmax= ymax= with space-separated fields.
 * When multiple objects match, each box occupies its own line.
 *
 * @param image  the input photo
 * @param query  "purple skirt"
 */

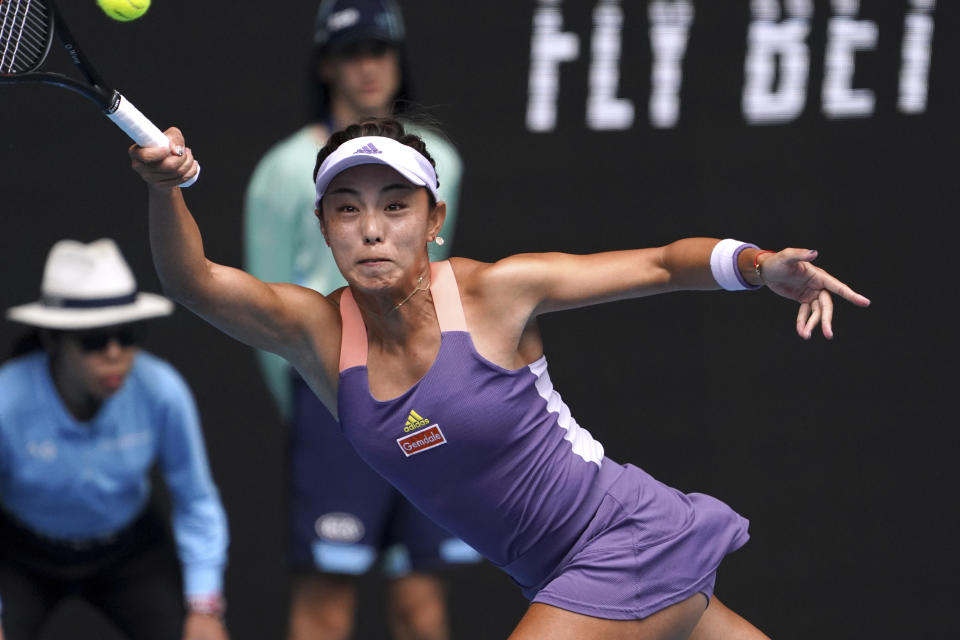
xmin=526 ymin=462 xmax=750 ymax=620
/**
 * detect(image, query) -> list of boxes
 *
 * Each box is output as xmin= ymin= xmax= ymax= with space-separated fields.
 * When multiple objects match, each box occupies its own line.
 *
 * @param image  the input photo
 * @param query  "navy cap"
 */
xmin=313 ymin=0 xmax=406 ymax=51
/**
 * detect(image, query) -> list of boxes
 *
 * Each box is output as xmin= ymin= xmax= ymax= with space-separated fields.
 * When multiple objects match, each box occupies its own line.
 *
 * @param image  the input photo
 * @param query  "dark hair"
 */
xmin=305 ymin=42 xmax=415 ymax=125
xmin=313 ymin=117 xmax=439 ymax=215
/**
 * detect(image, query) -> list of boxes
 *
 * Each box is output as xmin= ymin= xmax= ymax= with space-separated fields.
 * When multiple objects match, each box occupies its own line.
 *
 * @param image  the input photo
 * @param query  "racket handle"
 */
xmin=105 ymin=93 xmax=200 ymax=188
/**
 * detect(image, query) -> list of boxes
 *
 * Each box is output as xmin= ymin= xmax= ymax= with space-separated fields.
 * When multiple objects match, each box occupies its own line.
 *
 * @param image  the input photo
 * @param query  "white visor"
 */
xmin=315 ymin=136 xmax=439 ymax=207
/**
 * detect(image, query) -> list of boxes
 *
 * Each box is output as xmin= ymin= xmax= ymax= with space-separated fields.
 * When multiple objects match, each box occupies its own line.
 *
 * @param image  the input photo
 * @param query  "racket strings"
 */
xmin=0 ymin=0 xmax=51 ymax=75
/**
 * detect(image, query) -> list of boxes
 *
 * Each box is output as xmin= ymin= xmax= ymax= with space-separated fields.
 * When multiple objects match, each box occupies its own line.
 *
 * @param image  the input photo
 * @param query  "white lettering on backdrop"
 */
xmin=524 ymin=0 xmax=936 ymax=131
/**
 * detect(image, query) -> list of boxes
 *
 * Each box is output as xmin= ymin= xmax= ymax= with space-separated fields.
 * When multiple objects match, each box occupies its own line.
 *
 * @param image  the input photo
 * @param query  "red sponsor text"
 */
xmin=396 ymin=424 xmax=447 ymax=457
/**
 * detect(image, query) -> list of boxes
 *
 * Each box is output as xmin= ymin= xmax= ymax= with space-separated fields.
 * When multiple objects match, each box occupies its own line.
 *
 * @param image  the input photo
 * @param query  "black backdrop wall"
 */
xmin=1 ymin=1 xmax=956 ymax=638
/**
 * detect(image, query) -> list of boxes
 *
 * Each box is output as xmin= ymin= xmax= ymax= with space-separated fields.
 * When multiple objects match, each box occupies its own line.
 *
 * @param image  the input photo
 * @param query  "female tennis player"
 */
xmin=129 ymin=119 xmax=869 ymax=639
xmin=244 ymin=2 xmax=477 ymax=637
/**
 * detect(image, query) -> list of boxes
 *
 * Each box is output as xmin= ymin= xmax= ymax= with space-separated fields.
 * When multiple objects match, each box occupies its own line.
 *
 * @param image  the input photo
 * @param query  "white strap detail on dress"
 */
xmin=338 ymin=289 xmax=368 ymax=371
xmin=429 ymin=261 xmax=467 ymax=332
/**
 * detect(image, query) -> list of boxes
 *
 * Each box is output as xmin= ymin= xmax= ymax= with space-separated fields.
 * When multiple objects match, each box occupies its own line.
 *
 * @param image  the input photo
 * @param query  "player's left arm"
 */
xmin=474 ymin=238 xmax=870 ymax=338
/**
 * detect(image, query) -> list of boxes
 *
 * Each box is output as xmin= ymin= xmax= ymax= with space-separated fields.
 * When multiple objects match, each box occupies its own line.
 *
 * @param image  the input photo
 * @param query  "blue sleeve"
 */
xmin=154 ymin=364 xmax=229 ymax=598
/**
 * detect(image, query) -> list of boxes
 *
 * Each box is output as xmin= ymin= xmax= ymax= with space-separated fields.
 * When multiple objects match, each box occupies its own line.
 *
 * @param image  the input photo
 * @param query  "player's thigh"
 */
xmin=509 ymin=596 xmax=707 ymax=640
xmin=688 ymin=597 xmax=770 ymax=640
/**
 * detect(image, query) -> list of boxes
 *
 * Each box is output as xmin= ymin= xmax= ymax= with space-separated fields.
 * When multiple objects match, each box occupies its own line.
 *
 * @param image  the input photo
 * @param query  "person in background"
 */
xmin=243 ymin=2 xmax=475 ymax=639
xmin=0 ymin=239 xmax=229 ymax=640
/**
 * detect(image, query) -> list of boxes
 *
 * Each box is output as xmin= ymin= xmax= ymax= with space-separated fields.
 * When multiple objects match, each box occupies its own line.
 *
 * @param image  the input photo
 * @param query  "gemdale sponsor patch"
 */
xmin=396 ymin=424 xmax=447 ymax=457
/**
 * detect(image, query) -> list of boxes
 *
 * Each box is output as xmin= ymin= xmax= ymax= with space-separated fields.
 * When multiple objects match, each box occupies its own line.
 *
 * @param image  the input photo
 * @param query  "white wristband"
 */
xmin=710 ymin=239 xmax=761 ymax=291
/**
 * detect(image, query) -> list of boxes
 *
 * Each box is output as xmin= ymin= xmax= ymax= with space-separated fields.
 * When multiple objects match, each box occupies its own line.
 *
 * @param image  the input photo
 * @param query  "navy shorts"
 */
xmin=289 ymin=376 xmax=480 ymax=576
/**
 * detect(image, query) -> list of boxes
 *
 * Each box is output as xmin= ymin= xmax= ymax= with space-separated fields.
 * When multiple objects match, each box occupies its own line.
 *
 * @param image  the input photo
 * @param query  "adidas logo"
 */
xmin=403 ymin=409 xmax=431 ymax=432
xmin=353 ymin=143 xmax=382 ymax=155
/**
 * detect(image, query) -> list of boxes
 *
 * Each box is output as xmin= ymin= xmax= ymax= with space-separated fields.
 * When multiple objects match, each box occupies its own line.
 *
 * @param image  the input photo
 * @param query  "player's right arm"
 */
xmin=242 ymin=143 xmax=306 ymax=418
xmin=129 ymin=130 xmax=340 ymax=374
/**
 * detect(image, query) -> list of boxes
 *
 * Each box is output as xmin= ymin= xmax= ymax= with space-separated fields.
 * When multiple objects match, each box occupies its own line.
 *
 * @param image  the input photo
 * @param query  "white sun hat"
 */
xmin=6 ymin=239 xmax=173 ymax=330
xmin=314 ymin=136 xmax=440 ymax=206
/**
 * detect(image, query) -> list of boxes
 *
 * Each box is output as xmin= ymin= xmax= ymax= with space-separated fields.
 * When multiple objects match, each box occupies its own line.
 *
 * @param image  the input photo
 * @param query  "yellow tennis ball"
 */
xmin=97 ymin=0 xmax=151 ymax=22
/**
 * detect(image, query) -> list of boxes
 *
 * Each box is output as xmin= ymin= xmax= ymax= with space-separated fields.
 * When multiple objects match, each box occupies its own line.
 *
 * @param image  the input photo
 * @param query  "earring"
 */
xmin=434 ymin=236 xmax=445 ymax=246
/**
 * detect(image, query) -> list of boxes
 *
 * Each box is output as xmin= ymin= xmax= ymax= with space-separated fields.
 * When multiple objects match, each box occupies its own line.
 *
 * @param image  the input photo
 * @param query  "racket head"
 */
xmin=0 ymin=0 xmax=56 ymax=76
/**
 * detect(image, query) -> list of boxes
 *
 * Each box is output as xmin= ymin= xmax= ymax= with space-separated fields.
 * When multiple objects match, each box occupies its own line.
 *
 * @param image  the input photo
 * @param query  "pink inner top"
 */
xmin=338 ymin=260 xmax=465 ymax=372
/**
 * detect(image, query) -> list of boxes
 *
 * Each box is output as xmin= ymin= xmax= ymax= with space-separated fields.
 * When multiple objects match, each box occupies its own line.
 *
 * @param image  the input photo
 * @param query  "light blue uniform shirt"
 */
xmin=0 ymin=351 xmax=228 ymax=597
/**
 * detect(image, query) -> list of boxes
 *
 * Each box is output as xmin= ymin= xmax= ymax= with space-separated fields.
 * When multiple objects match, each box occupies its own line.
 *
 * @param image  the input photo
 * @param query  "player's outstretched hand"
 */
xmin=758 ymin=248 xmax=871 ymax=340
xmin=129 ymin=127 xmax=199 ymax=189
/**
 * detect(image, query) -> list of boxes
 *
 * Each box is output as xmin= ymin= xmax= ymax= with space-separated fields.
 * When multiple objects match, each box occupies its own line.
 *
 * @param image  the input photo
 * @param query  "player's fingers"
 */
xmin=823 ymin=273 xmax=871 ymax=307
xmin=174 ymin=148 xmax=199 ymax=183
xmin=803 ymin=300 xmax=821 ymax=339
xmin=129 ymin=141 xmax=175 ymax=164
xmin=131 ymin=148 xmax=194 ymax=186
xmin=796 ymin=302 xmax=811 ymax=338
xmin=177 ymin=149 xmax=200 ymax=183
xmin=163 ymin=126 xmax=186 ymax=149
xmin=150 ymin=147 xmax=196 ymax=183
xmin=128 ymin=127 xmax=187 ymax=162
xmin=819 ymin=290 xmax=835 ymax=339
xmin=150 ymin=158 xmax=196 ymax=188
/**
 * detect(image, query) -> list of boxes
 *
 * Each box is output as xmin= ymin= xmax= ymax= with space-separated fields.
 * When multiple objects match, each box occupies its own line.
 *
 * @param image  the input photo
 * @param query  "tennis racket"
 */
xmin=0 ymin=0 xmax=199 ymax=186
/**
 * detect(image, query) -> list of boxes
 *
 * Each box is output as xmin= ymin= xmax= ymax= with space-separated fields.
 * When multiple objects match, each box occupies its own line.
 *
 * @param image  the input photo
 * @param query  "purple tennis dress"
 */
xmin=336 ymin=261 xmax=749 ymax=619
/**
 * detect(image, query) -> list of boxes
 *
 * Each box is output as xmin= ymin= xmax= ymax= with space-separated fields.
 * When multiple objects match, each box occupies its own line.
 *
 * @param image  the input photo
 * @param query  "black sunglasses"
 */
xmin=68 ymin=324 xmax=144 ymax=353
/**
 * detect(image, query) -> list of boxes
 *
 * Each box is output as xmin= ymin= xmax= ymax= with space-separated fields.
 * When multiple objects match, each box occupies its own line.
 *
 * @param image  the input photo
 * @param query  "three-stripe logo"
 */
xmin=404 ymin=409 xmax=430 ymax=432
xmin=353 ymin=143 xmax=382 ymax=155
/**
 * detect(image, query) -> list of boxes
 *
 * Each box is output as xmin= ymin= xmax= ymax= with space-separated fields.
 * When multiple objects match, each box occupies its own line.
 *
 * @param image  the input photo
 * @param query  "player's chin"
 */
xmin=349 ymin=265 xmax=401 ymax=291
